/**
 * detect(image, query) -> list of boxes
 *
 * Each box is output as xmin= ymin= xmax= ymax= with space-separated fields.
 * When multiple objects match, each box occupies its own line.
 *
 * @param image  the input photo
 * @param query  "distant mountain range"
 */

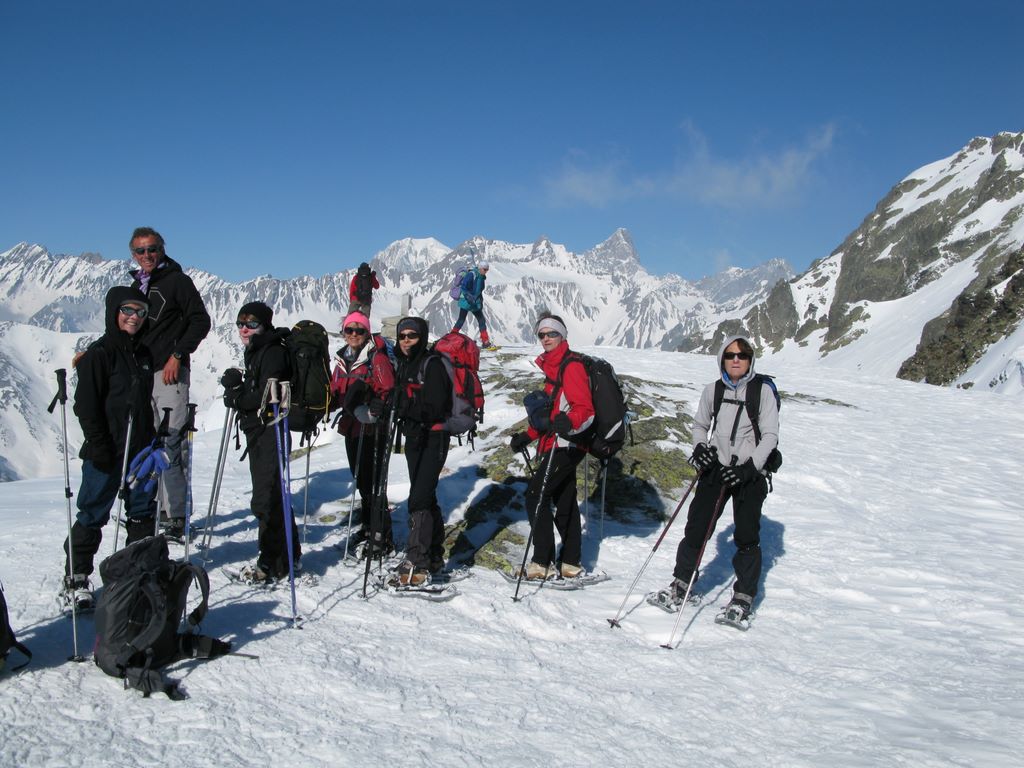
xmin=2 ymin=130 xmax=1022 ymax=482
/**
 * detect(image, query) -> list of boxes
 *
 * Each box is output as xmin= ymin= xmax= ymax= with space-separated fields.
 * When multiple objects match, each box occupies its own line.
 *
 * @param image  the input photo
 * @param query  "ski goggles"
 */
xmin=722 ymin=352 xmax=751 ymax=361
xmin=118 ymin=305 xmax=148 ymax=318
xmin=537 ymin=331 xmax=562 ymax=340
xmin=235 ymin=320 xmax=262 ymax=330
xmin=131 ymin=245 xmax=162 ymax=256
xmin=397 ymin=332 xmax=420 ymax=340
xmin=343 ymin=326 xmax=368 ymax=335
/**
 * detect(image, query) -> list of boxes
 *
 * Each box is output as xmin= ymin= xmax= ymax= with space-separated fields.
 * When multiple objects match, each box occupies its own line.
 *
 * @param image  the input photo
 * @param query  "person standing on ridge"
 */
xmin=508 ymin=313 xmax=594 ymax=581
xmin=390 ymin=316 xmax=452 ymax=585
xmin=658 ymin=335 xmax=779 ymax=627
xmin=452 ymin=261 xmax=497 ymax=351
xmin=220 ymin=301 xmax=301 ymax=583
xmin=329 ymin=310 xmax=396 ymax=555
xmin=62 ymin=286 xmax=158 ymax=611
xmin=348 ymin=262 xmax=380 ymax=316
xmin=127 ymin=227 xmax=211 ymax=542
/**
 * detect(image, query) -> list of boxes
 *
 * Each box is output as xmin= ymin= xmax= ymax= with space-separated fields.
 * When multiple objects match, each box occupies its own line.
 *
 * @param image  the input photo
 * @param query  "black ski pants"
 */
xmin=345 ymin=430 xmax=376 ymax=522
xmin=245 ymin=424 xmax=301 ymax=578
xmin=673 ymin=472 xmax=767 ymax=598
xmin=403 ymin=428 xmax=449 ymax=569
xmin=526 ymin=447 xmax=585 ymax=568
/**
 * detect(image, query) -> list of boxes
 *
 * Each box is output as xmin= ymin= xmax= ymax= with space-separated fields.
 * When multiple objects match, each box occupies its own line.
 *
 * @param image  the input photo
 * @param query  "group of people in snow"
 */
xmin=58 ymin=225 xmax=779 ymax=626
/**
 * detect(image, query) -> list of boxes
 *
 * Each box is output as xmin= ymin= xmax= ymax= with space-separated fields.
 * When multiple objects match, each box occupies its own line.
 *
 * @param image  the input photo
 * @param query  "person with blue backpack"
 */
xmin=657 ymin=334 xmax=779 ymax=628
xmin=451 ymin=261 xmax=496 ymax=351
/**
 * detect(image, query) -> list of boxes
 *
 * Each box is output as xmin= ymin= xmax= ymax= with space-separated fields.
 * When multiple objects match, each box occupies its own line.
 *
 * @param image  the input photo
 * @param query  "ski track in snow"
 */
xmin=1 ymin=348 xmax=1021 ymax=767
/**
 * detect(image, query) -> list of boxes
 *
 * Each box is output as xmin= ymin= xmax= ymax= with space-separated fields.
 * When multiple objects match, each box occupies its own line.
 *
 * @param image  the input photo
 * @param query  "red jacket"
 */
xmin=525 ymin=340 xmax=595 ymax=453
xmin=349 ymin=272 xmax=380 ymax=303
xmin=329 ymin=337 xmax=394 ymax=437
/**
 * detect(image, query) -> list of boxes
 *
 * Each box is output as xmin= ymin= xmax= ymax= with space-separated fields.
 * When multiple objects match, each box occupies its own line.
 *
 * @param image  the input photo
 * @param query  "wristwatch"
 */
xmin=172 ymin=351 xmax=183 ymax=361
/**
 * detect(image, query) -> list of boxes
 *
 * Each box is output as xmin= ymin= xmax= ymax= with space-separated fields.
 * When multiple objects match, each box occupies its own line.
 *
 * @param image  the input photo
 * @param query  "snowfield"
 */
xmin=1 ymin=347 xmax=1021 ymax=768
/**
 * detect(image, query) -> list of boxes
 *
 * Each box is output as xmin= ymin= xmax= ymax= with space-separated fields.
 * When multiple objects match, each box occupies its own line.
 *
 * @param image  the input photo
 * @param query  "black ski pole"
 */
xmin=199 ymin=406 xmax=234 ymax=560
xmin=110 ymin=412 xmax=135 ymax=553
xmin=363 ymin=405 xmax=397 ymax=598
xmin=49 ymin=369 xmax=85 ymax=662
xmin=272 ymin=381 xmax=300 ymax=629
xmin=343 ymin=428 xmax=366 ymax=560
xmin=661 ymin=485 xmax=728 ymax=650
xmin=607 ymin=473 xmax=699 ymax=628
xmin=519 ymin=447 xmax=535 ymax=477
xmin=151 ymin=406 xmax=172 ymax=537
xmin=300 ymin=428 xmax=319 ymax=547
xmin=512 ymin=435 xmax=557 ymax=602
xmin=182 ymin=403 xmax=197 ymax=563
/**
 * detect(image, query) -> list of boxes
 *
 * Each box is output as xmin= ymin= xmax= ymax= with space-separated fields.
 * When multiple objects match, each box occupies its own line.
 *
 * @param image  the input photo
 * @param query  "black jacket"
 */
xmin=394 ymin=317 xmax=452 ymax=438
xmin=236 ymin=327 xmax=292 ymax=434
xmin=75 ymin=286 xmax=156 ymax=466
xmin=129 ymin=256 xmax=212 ymax=369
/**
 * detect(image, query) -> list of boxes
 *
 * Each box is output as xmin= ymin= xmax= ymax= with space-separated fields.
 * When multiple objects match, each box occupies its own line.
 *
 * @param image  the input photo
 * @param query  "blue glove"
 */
xmin=128 ymin=442 xmax=170 ymax=493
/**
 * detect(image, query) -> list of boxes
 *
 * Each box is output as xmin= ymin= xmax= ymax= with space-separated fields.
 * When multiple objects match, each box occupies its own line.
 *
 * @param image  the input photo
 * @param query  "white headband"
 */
xmin=535 ymin=317 xmax=568 ymax=338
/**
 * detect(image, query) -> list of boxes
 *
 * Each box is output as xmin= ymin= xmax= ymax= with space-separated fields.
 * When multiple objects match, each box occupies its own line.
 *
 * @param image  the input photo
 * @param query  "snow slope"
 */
xmin=1 ymin=347 xmax=1021 ymax=767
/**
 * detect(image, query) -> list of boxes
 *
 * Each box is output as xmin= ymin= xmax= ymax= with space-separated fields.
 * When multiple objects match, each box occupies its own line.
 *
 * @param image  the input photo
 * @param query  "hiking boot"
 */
xmin=389 ymin=561 xmax=430 ymax=587
xmin=429 ymin=558 xmax=446 ymax=574
xmin=560 ymin=562 xmax=584 ymax=579
xmin=62 ymin=575 xmax=94 ymax=612
xmin=162 ymin=517 xmax=187 ymax=543
xmin=522 ymin=561 xmax=554 ymax=581
xmin=726 ymin=592 xmax=753 ymax=621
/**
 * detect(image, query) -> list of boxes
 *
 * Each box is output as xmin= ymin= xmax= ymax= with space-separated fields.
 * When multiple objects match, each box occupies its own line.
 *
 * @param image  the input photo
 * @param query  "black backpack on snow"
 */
xmin=549 ymin=352 xmax=631 ymax=460
xmin=712 ymin=373 xmax=783 ymax=475
xmin=1 ymin=580 xmax=31 ymax=673
xmin=285 ymin=320 xmax=332 ymax=437
xmin=94 ymin=536 xmax=227 ymax=700
xmin=354 ymin=264 xmax=374 ymax=304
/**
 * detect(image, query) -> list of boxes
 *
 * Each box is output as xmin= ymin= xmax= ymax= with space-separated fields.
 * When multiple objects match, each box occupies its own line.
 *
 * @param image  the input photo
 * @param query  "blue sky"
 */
xmin=2 ymin=1 xmax=1021 ymax=283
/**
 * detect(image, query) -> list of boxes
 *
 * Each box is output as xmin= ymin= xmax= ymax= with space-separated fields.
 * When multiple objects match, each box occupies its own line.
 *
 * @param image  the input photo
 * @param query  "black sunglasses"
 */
xmin=397 ymin=332 xmax=420 ymax=340
xmin=236 ymin=320 xmax=262 ymax=330
xmin=132 ymin=246 xmax=161 ymax=256
xmin=343 ymin=326 xmax=368 ymax=335
xmin=537 ymin=331 xmax=561 ymax=340
xmin=723 ymin=352 xmax=751 ymax=361
xmin=118 ymin=305 xmax=148 ymax=318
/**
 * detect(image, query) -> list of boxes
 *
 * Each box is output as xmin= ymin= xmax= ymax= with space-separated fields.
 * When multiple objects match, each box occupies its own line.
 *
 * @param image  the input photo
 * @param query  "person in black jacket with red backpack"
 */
xmin=221 ymin=301 xmax=300 ymax=584
xmin=62 ymin=286 xmax=158 ymax=611
xmin=390 ymin=316 xmax=452 ymax=586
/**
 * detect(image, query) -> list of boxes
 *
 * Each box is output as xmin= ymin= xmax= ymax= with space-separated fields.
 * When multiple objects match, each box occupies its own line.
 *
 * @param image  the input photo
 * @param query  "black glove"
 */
xmin=552 ymin=412 xmax=573 ymax=437
xmin=220 ymin=368 xmax=243 ymax=389
xmin=689 ymin=443 xmax=718 ymax=472
xmin=509 ymin=432 xmax=532 ymax=453
xmin=223 ymin=388 xmax=241 ymax=409
xmin=368 ymin=398 xmax=386 ymax=419
xmin=720 ymin=459 xmax=759 ymax=488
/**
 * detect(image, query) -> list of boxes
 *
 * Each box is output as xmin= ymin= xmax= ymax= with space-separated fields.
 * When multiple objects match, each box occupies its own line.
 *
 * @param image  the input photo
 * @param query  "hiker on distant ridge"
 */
xmin=348 ymin=262 xmax=380 ymax=316
xmin=329 ymin=310 xmax=396 ymax=556
xmin=220 ymin=301 xmax=301 ymax=584
xmin=657 ymin=334 xmax=779 ymax=626
xmin=128 ymin=226 xmax=211 ymax=542
xmin=451 ymin=261 xmax=497 ymax=351
xmin=508 ymin=313 xmax=594 ymax=581
xmin=62 ymin=286 xmax=158 ymax=612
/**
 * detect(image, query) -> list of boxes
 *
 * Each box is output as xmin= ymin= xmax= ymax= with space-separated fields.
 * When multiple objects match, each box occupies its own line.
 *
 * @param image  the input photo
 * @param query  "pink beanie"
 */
xmin=343 ymin=311 xmax=370 ymax=330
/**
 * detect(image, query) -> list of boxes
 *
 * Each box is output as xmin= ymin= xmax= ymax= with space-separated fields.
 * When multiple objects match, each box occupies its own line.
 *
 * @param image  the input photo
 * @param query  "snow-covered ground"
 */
xmin=1 ymin=347 xmax=1021 ymax=767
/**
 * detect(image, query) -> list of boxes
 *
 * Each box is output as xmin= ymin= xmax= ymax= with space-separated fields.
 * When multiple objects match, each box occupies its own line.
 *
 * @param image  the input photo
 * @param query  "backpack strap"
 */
xmin=712 ymin=375 xmax=765 ymax=445
xmin=113 ymin=576 xmax=167 ymax=672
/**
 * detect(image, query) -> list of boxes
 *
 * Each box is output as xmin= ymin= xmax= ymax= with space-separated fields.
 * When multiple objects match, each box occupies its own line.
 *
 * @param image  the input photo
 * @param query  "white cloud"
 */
xmin=541 ymin=123 xmax=836 ymax=209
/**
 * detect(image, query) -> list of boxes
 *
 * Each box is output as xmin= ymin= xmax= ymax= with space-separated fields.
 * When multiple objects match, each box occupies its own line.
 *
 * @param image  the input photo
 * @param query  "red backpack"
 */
xmin=429 ymin=331 xmax=485 ymax=435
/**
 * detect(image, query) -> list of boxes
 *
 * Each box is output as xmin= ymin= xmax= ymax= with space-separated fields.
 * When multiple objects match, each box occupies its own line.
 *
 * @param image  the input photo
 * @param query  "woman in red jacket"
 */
xmin=509 ymin=314 xmax=594 ymax=580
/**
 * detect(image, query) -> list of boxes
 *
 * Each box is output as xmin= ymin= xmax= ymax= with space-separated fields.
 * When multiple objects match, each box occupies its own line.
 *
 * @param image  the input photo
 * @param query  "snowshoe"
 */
xmin=645 ymin=579 xmax=702 ymax=613
xmin=481 ymin=344 xmax=501 ymax=352
xmin=58 ymin=576 xmax=95 ymax=614
xmin=714 ymin=594 xmax=753 ymax=631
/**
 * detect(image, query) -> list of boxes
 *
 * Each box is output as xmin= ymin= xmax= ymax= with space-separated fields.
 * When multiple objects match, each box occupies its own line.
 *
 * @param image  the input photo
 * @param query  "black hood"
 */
xmin=104 ymin=285 xmax=150 ymax=336
xmin=395 ymin=316 xmax=430 ymax=360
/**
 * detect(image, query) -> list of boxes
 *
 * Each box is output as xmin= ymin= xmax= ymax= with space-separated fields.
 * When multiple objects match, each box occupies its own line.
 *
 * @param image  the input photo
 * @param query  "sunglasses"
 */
xmin=397 ymin=332 xmax=420 ymax=340
xmin=118 ymin=305 xmax=148 ymax=318
xmin=236 ymin=320 xmax=262 ymax=330
xmin=537 ymin=331 xmax=562 ymax=340
xmin=723 ymin=352 xmax=751 ymax=361
xmin=132 ymin=246 xmax=161 ymax=256
xmin=343 ymin=326 xmax=368 ymax=336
